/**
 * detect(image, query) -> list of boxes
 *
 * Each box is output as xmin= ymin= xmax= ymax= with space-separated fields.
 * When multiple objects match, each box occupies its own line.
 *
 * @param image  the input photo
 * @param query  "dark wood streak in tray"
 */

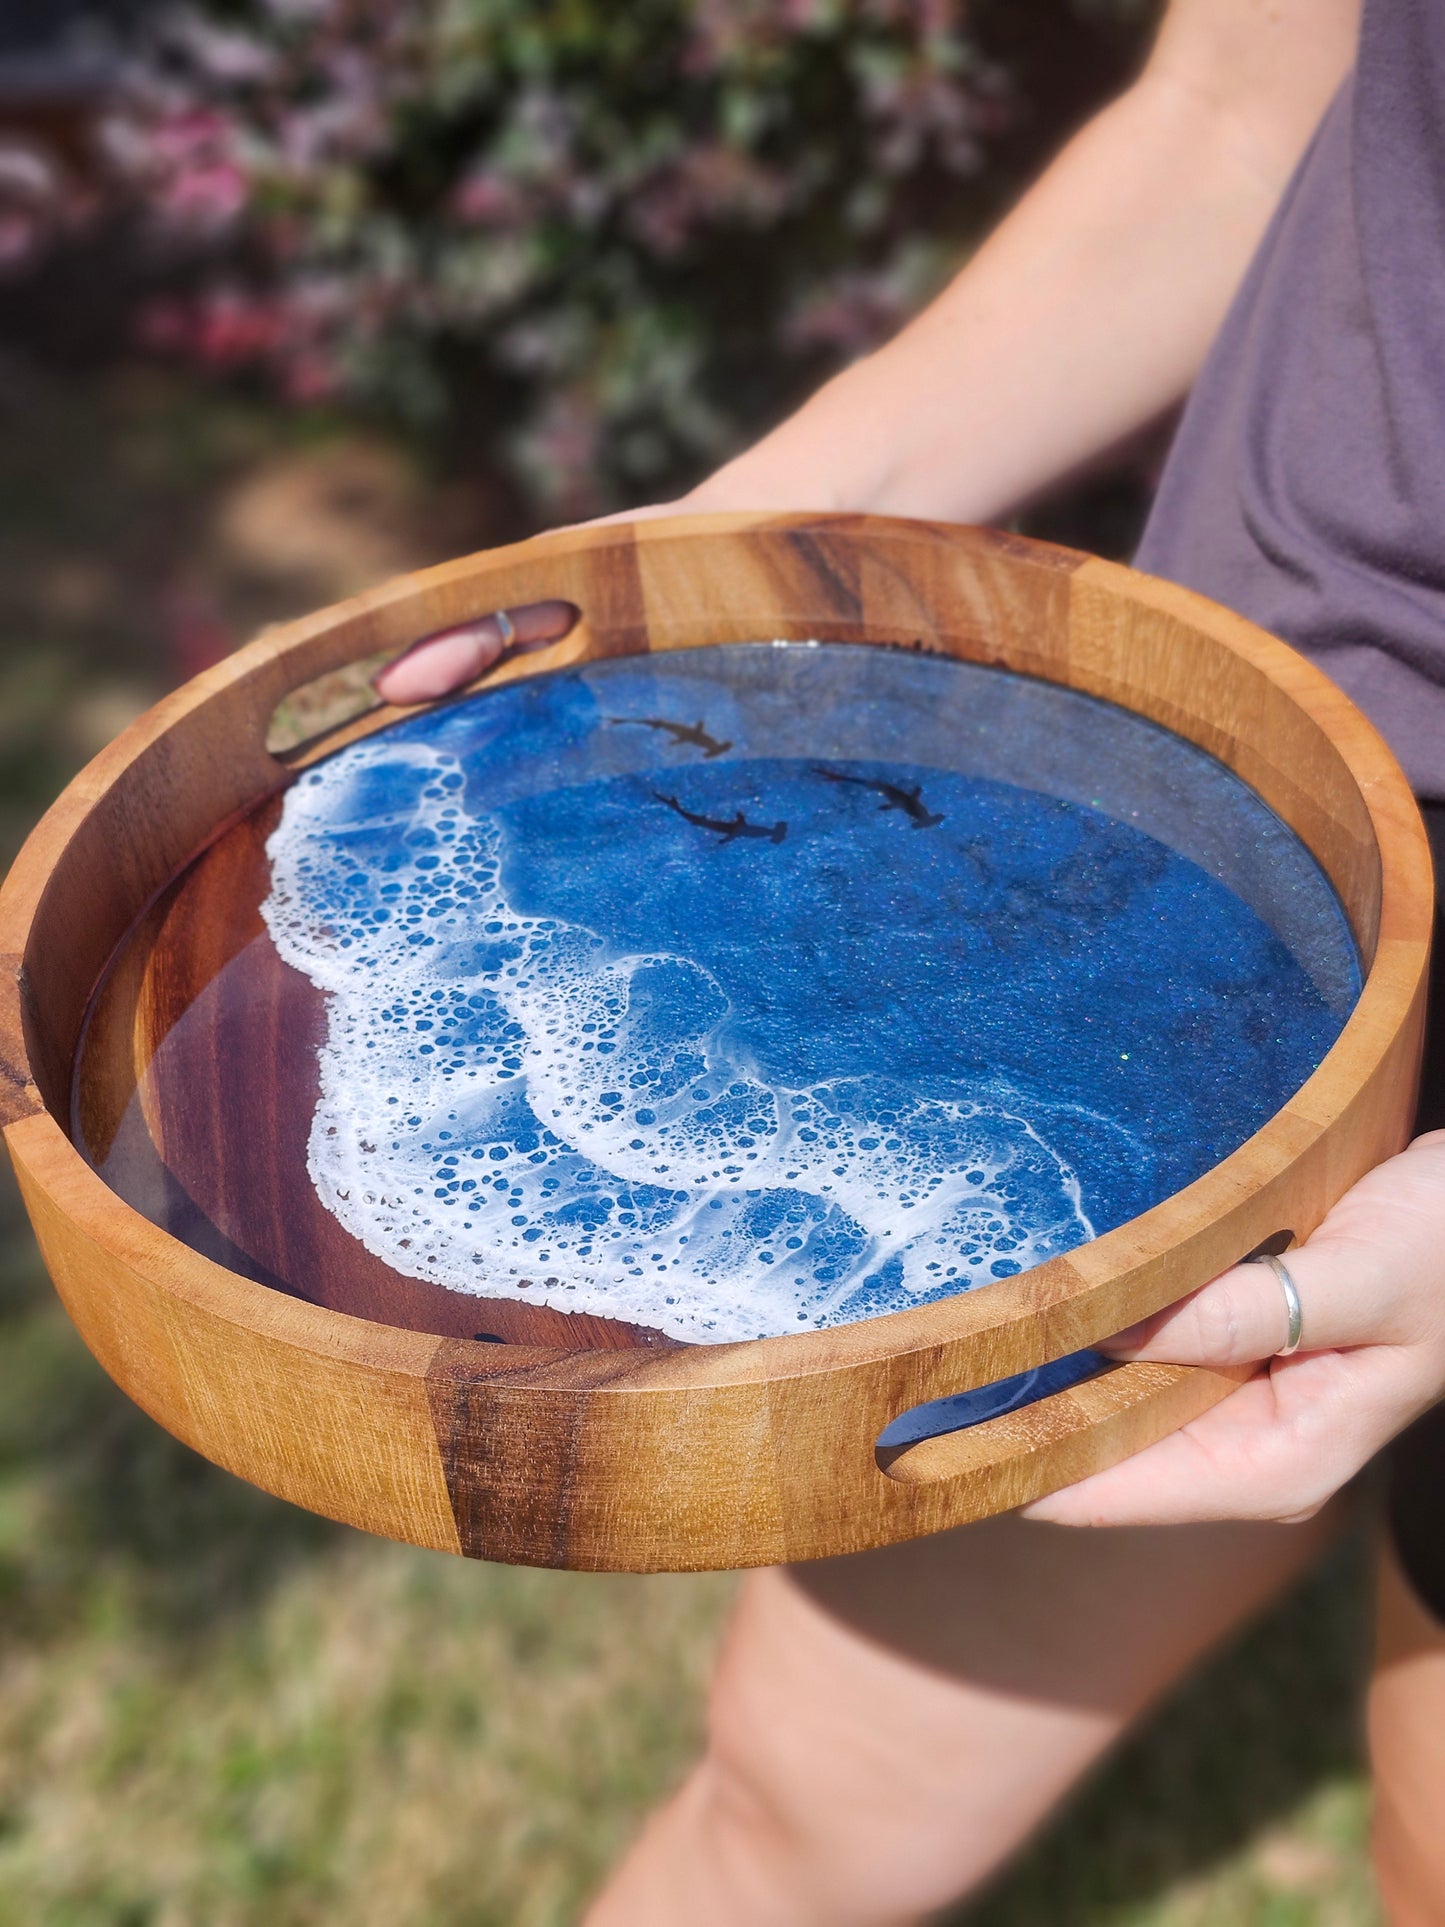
xmin=74 ymin=793 xmax=673 ymax=1353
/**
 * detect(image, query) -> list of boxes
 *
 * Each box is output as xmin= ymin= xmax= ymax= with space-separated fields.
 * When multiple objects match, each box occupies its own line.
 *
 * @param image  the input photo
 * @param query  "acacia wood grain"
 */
xmin=74 ymin=797 xmax=674 ymax=1351
xmin=0 ymin=514 xmax=1431 ymax=1570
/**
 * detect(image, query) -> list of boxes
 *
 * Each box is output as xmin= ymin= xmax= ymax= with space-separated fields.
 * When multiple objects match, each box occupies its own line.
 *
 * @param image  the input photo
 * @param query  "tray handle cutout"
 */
xmin=876 ymin=1349 xmax=1114 ymax=1458
xmin=875 ymin=1228 xmax=1296 ymax=1486
xmin=265 ymin=599 xmax=580 ymax=759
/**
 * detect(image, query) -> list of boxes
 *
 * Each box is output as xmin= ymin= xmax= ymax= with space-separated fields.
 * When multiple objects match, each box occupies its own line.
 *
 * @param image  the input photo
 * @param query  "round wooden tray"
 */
xmin=0 ymin=514 xmax=1431 ymax=1571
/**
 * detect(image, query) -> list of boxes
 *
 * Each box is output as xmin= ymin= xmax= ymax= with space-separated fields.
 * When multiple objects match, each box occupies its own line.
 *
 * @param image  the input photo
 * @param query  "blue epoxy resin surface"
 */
xmin=262 ymin=643 xmax=1359 ymax=1342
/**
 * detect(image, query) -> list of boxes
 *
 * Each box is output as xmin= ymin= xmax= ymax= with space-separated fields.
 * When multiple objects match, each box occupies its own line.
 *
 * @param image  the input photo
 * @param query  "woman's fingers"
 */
xmin=372 ymin=623 xmax=502 ymax=704
xmin=1099 ymin=1249 xmax=1339 ymax=1368
xmin=1021 ymin=1134 xmax=1445 ymax=1528
xmin=1100 ymin=1262 xmax=1287 ymax=1367
xmin=1025 ymin=1365 xmax=1326 ymax=1527
xmin=1025 ymin=1344 xmax=1439 ymax=1527
xmin=1103 ymin=1137 xmax=1445 ymax=1368
xmin=370 ymin=497 xmax=723 ymax=705
xmin=372 ymin=598 xmax=578 ymax=705
xmin=1099 ymin=1236 xmax=1399 ymax=1366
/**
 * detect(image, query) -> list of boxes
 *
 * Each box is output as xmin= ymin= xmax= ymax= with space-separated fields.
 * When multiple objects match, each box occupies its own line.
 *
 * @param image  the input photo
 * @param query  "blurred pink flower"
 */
xmin=453 ymin=169 xmax=525 ymax=226
xmin=0 ymin=143 xmax=59 ymax=201
xmin=194 ymin=289 xmax=289 ymax=364
xmin=784 ymin=270 xmax=914 ymax=354
xmin=140 ymin=276 xmax=350 ymax=398
xmin=516 ymin=389 xmax=606 ymax=517
xmin=139 ymin=288 xmax=281 ymax=367
xmin=628 ymin=144 xmax=795 ymax=256
xmin=168 ymin=18 xmax=280 ymax=85
xmin=145 ymin=108 xmax=251 ymax=230
xmin=0 ymin=211 xmax=41 ymax=269
xmin=0 ymin=139 xmax=101 ymax=272
xmin=283 ymin=349 xmax=341 ymax=401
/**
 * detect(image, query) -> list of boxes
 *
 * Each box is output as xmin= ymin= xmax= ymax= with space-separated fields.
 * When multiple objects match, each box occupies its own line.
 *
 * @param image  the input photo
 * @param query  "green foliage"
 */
xmin=132 ymin=0 xmax=1153 ymax=516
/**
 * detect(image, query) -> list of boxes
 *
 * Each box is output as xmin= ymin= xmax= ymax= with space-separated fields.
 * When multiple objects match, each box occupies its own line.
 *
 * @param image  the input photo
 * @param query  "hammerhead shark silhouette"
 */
xmin=653 ymin=791 xmax=787 ymax=845
xmin=811 ymin=766 xmax=944 ymax=829
xmin=607 ymin=715 xmax=733 ymax=758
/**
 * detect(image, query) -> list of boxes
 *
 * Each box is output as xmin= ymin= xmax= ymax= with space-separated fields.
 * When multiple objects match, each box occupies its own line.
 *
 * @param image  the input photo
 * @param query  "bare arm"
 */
xmin=686 ymin=0 xmax=1359 ymax=525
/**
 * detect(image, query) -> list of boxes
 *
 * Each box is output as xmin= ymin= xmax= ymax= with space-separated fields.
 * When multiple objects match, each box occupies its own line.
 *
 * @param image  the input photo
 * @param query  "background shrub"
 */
xmin=104 ymin=0 xmax=1154 ymax=522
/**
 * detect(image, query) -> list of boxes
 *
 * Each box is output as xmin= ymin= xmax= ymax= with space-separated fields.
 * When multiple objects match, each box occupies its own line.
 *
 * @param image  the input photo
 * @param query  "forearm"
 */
xmin=689 ymin=57 xmax=1341 ymax=524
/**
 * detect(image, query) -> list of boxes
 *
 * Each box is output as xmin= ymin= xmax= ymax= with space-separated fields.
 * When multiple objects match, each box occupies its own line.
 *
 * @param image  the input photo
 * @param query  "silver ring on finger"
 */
xmin=493 ymin=607 xmax=516 ymax=648
xmin=1252 ymin=1252 xmax=1304 ymax=1356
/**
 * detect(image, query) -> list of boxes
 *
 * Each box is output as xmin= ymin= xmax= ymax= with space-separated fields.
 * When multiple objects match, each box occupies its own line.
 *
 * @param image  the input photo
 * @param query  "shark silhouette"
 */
xmin=812 ymin=766 xmax=944 ymax=828
xmin=653 ymin=791 xmax=787 ymax=845
xmin=607 ymin=715 xmax=732 ymax=758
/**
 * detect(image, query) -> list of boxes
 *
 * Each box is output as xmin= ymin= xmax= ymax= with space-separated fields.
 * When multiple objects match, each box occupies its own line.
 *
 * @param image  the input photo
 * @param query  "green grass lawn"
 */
xmin=0 ymin=361 xmax=1385 ymax=1926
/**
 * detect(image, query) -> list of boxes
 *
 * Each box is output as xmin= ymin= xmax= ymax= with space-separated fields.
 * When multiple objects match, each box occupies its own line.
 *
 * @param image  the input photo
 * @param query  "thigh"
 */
xmin=696 ymin=1507 xmax=1344 ymax=1920
xmin=1370 ymin=1532 xmax=1445 ymax=1927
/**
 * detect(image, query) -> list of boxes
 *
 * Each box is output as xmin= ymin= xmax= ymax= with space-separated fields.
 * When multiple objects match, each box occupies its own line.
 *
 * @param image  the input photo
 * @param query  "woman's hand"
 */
xmin=376 ymin=518 xmax=1445 ymax=1538
xmin=371 ymin=499 xmax=701 ymax=706
xmin=373 ymin=596 xmax=583 ymax=705
xmin=1025 ymin=1130 xmax=1445 ymax=1527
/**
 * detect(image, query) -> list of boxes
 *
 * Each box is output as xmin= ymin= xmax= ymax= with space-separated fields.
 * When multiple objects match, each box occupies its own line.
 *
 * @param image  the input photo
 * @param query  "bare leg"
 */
xmin=587 ymin=1505 xmax=1344 ymax=1927
xmin=1369 ymin=1534 xmax=1445 ymax=1925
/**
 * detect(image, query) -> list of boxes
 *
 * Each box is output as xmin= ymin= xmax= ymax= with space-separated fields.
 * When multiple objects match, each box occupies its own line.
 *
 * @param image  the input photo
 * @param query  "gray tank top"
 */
xmin=1136 ymin=0 xmax=1445 ymax=800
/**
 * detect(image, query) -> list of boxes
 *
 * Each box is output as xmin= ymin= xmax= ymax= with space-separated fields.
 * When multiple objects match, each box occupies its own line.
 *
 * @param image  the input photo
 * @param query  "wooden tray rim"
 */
xmin=1 ymin=512 xmax=1433 ymax=1407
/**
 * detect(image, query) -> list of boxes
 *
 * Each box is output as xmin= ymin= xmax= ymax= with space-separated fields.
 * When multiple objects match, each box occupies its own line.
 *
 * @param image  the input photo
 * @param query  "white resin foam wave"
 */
xmin=262 ymin=741 xmax=1110 ymax=1341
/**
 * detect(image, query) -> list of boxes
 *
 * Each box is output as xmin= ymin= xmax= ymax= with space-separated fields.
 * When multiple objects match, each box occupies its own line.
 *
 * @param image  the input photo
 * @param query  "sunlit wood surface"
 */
xmin=0 ymin=514 xmax=1431 ymax=1568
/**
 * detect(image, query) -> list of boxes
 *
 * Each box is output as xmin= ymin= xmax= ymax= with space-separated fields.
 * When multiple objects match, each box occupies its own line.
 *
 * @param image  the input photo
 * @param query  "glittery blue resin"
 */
xmin=263 ymin=643 xmax=1359 ymax=1379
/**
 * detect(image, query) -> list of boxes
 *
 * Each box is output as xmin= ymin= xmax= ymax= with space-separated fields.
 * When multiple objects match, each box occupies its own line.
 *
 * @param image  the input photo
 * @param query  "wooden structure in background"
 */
xmin=0 ymin=515 xmax=1432 ymax=1569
